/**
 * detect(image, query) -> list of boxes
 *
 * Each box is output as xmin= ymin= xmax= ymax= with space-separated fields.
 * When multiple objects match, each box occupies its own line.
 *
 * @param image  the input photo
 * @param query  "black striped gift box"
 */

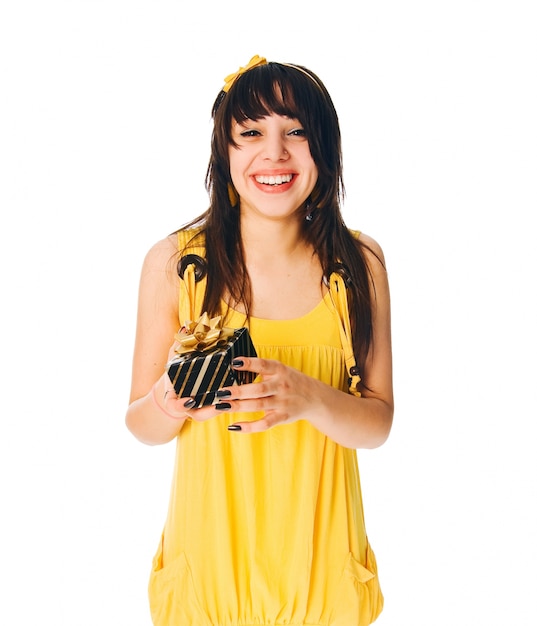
xmin=166 ymin=327 xmax=257 ymax=407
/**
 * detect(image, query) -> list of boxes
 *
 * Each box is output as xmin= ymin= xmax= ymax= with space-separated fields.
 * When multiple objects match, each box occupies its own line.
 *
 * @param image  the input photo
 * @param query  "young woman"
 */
xmin=126 ymin=55 xmax=393 ymax=626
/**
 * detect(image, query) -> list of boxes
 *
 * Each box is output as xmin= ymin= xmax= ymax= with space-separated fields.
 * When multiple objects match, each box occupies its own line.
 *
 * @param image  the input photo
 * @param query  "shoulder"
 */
xmin=136 ymin=235 xmax=180 ymax=318
xmin=345 ymin=228 xmax=387 ymax=263
xmin=142 ymin=234 xmax=178 ymax=273
xmin=356 ymin=232 xmax=386 ymax=265
xmin=143 ymin=226 xmax=206 ymax=265
xmin=353 ymin=231 xmax=389 ymax=290
xmin=138 ymin=236 xmax=181 ymax=301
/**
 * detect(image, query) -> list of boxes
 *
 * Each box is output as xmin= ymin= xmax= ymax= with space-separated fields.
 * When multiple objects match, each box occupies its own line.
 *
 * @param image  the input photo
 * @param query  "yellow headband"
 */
xmin=222 ymin=55 xmax=267 ymax=93
xmin=221 ymin=55 xmax=323 ymax=95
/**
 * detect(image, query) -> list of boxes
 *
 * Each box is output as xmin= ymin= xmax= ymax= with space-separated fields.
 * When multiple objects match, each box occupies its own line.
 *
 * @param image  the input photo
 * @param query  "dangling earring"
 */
xmin=304 ymin=198 xmax=314 ymax=222
xmin=227 ymin=183 xmax=239 ymax=207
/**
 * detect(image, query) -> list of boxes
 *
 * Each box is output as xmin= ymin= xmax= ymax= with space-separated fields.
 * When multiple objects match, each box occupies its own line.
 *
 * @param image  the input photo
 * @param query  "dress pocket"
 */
xmin=329 ymin=545 xmax=384 ymax=626
xmin=148 ymin=535 xmax=210 ymax=626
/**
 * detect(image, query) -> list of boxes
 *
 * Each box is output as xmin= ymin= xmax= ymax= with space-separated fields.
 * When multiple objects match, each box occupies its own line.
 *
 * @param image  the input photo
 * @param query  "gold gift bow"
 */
xmin=174 ymin=312 xmax=235 ymax=355
xmin=222 ymin=55 xmax=267 ymax=93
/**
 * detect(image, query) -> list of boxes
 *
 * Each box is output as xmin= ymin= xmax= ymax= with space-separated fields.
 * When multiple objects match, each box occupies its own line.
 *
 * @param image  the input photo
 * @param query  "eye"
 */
xmin=288 ymin=128 xmax=306 ymax=137
xmin=239 ymin=129 xmax=261 ymax=137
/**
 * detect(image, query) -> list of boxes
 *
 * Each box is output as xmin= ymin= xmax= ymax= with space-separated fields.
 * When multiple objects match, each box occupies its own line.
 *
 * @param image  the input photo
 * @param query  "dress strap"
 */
xmin=328 ymin=272 xmax=361 ymax=397
xmin=177 ymin=228 xmax=207 ymax=325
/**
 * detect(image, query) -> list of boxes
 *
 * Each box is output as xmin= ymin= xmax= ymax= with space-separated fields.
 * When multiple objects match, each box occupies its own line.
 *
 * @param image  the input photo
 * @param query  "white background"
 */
xmin=1 ymin=1 xmax=536 ymax=624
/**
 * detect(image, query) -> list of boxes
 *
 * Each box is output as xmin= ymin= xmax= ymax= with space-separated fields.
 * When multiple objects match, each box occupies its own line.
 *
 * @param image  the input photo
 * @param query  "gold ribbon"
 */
xmin=222 ymin=55 xmax=267 ymax=93
xmin=174 ymin=312 xmax=235 ymax=355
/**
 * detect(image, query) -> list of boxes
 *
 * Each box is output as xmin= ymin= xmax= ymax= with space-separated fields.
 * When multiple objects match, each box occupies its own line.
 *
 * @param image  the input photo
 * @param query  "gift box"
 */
xmin=166 ymin=313 xmax=257 ymax=408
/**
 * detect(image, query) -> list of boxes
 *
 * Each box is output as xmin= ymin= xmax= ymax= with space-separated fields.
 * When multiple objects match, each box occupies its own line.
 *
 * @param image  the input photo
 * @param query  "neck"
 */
xmin=240 ymin=214 xmax=307 ymax=260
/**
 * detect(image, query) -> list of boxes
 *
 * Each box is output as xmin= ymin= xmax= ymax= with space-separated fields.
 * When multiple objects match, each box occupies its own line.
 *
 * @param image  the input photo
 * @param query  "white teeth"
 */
xmin=255 ymin=173 xmax=293 ymax=185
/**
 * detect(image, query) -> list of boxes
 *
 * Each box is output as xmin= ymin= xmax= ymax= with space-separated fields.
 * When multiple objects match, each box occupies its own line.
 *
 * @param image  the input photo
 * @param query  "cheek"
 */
xmin=307 ymin=161 xmax=319 ymax=188
xmin=301 ymin=148 xmax=318 ymax=176
xmin=228 ymin=160 xmax=243 ymax=189
xmin=228 ymin=152 xmax=241 ymax=186
xmin=228 ymin=147 xmax=247 ymax=177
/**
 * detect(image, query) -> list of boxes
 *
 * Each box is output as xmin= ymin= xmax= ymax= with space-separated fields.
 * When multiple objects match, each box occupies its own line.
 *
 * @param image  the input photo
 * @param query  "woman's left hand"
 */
xmin=215 ymin=356 xmax=323 ymax=432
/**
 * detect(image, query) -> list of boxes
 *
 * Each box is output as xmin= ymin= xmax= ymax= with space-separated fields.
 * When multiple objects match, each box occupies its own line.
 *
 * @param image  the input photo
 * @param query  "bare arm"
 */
xmin=125 ymin=235 xmax=191 ymax=445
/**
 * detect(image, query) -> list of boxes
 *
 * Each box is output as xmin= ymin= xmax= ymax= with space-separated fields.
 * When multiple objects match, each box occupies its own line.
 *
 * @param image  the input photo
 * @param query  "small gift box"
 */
xmin=166 ymin=312 xmax=257 ymax=408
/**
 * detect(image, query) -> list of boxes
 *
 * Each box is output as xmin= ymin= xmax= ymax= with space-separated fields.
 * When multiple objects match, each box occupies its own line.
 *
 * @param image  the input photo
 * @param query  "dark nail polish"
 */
xmin=215 ymin=402 xmax=231 ymax=411
xmin=232 ymin=359 xmax=244 ymax=367
xmin=183 ymin=398 xmax=196 ymax=409
xmin=227 ymin=424 xmax=242 ymax=431
xmin=216 ymin=389 xmax=231 ymax=398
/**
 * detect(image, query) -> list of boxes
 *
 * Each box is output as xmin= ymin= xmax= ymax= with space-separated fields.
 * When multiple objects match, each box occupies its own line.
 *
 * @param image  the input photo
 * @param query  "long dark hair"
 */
xmin=178 ymin=61 xmax=380 ymax=381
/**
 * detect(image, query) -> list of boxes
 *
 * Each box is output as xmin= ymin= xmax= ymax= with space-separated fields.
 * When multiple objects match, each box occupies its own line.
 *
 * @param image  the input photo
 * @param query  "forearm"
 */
xmin=308 ymin=379 xmax=393 ymax=449
xmin=125 ymin=376 xmax=187 ymax=446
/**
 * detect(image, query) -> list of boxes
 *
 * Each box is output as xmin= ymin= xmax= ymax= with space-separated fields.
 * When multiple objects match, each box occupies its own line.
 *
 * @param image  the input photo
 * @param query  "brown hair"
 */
xmin=178 ymin=61 xmax=381 ymax=381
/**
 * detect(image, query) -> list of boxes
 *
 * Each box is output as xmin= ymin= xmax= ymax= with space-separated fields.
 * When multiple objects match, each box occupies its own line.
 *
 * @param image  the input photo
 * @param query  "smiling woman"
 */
xmin=125 ymin=55 xmax=393 ymax=626
xmin=229 ymin=114 xmax=318 ymax=218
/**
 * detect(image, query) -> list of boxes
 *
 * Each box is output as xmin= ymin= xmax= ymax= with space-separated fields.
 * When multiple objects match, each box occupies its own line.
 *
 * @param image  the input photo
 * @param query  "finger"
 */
xmin=214 ymin=397 xmax=272 ymax=416
xmin=182 ymin=403 xmax=220 ymax=422
xmin=158 ymin=391 xmax=192 ymax=420
xmin=160 ymin=391 xmax=199 ymax=418
xmin=232 ymin=356 xmax=278 ymax=375
xmin=228 ymin=411 xmax=283 ymax=434
xmin=216 ymin=379 xmax=272 ymax=402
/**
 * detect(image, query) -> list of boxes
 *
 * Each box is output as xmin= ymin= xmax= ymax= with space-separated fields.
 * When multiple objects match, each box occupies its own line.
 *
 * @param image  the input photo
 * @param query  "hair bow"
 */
xmin=222 ymin=55 xmax=267 ymax=93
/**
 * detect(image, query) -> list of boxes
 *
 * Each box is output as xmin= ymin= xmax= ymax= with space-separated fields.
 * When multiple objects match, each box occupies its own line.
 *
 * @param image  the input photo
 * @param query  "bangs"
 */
xmin=224 ymin=63 xmax=314 ymax=124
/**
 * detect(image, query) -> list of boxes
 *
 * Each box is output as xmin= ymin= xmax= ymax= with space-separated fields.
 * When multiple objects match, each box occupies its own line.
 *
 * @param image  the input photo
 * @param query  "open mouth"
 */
xmin=254 ymin=173 xmax=294 ymax=186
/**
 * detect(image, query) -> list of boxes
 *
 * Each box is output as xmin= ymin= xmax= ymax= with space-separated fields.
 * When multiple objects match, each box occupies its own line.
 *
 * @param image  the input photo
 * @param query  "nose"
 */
xmin=263 ymin=134 xmax=289 ymax=162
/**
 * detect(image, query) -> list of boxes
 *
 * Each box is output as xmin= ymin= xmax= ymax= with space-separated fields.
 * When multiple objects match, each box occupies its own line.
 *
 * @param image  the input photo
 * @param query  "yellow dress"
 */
xmin=148 ymin=231 xmax=383 ymax=626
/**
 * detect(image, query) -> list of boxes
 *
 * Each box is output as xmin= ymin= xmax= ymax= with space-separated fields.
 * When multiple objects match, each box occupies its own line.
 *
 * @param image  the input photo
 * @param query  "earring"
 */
xmin=304 ymin=198 xmax=314 ymax=222
xmin=227 ymin=183 xmax=239 ymax=207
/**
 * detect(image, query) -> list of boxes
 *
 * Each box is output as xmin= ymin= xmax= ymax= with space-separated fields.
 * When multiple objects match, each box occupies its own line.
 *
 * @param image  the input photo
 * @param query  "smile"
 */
xmin=254 ymin=173 xmax=294 ymax=186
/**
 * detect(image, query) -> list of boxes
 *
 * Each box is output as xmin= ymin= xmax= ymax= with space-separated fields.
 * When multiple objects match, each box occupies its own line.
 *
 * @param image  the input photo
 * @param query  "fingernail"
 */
xmin=216 ymin=389 xmax=231 ymax=398
xmin=227 ymin=424 xmax=242 ymax=431
xmin=232 ymin=359 xmax=244 ymax=367
xmin=215 ymin=402 xmax=231 ymax=411
xmin=183 ymin=399 xmax=196 ymax=409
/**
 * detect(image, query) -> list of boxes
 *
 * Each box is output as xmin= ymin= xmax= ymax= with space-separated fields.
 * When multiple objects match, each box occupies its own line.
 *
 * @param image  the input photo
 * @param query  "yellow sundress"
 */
xmin=147 ymin=230 xmax=383 ymax=626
